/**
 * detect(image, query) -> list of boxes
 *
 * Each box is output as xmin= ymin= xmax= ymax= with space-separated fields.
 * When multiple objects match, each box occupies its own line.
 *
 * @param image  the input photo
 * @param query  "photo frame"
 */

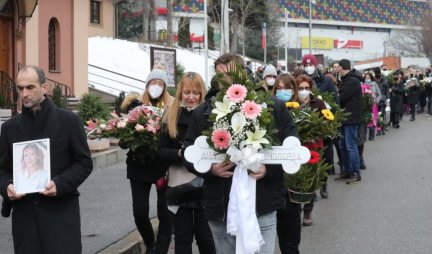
xmin=150 ymin=46 xmax=177 ymax=87
xmin=13 ymin=139 xmax=51 ymax=194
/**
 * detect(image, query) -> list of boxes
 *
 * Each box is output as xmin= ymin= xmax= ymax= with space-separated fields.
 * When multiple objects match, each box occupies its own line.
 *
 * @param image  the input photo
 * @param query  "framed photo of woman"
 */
xmin=150 ymin=46 xmax=177 ymax=87
xmin=13 ymin=139 xmax=51 ymax=194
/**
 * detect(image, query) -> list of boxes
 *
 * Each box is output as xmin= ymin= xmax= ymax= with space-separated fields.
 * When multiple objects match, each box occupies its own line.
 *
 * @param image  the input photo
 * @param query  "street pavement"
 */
xmin=1 ymin=113 xmax=431 ymax=253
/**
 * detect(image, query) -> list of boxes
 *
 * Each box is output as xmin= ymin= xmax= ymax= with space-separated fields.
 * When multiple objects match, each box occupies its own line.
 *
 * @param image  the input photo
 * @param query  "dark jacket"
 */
xmin=159 ymin=107 xmax=202 ymax=207
xmin=302 ymin=94 xmax=327 ymax=112
xmin=122 ymin=99 xmax=165 ymax=183
xmin=0 ymin=98 xmax=93 ymax=254
xmin=339 ymin=69 xmax=363 ymax=125
xmin=311 ymin=70 xmax=340 ymax=105
xmin=183 ymin=87 xmax=298 ymax=222
xmin=378 ymin=78 xmax=390 ymax=106
xmin=406 ymin=78 xmax=420 ymax=104
xmin=390 ymin=81 xmax=405 ymax=113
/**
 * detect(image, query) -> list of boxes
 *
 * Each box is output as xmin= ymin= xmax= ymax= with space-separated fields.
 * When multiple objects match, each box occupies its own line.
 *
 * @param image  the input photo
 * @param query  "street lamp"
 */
xmin=16 ymin=0 xmax=38 ymax=18
xmin=308 ymin=0 xmax=316 ymax=54
xmin=285 ymin=8 xmax=289 ymax=71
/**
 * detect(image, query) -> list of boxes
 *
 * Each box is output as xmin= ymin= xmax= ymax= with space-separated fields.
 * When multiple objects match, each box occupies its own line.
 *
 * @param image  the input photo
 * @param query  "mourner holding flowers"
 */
xmin=159 ymin=72 xmax=215 ymax=254
xmin=276 ymin=73 xmax=339 ymax=253
xmin=183 ymin=53 xmax=298 ymax=254
xmin=119 ymin=68 xmax=174 ymax=254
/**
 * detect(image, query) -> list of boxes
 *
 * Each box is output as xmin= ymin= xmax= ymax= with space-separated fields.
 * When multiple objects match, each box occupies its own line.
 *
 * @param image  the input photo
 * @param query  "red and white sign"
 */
xmin=334 ymin=39 xmax=363 ymax=49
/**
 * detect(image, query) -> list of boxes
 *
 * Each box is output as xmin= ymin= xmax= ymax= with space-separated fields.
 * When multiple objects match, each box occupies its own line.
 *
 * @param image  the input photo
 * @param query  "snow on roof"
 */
xmin=88 ymin=36 xmax=216 ymax=97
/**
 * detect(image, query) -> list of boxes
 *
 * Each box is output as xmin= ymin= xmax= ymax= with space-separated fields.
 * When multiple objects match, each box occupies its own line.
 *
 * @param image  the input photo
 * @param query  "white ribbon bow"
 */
xmin=226 ymin=145 xmax=265 ymax=254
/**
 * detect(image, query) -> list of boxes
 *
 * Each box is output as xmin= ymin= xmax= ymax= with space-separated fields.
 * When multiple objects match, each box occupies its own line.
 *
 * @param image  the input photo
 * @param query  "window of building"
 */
xmin=48 ymin=18 xmax=60 ymax=72
xmin=90 ymin=0 xmax=101 ymax=25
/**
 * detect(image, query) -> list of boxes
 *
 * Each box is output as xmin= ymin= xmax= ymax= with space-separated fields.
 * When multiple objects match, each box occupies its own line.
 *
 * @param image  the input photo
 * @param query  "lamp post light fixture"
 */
xmin=15 ymin=0 xmax=38 ymax=40
xmin=16 ymin=0 xmax=38 ymax=18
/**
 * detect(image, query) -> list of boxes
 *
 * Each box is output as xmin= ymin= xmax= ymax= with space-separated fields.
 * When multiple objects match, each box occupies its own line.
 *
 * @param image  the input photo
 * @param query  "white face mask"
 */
xmin=298 ymin=90 xmax=311 ymax=99
xmin=365 ymin=79 xmax=371 ymax=83
xmin=305 ymin=65 xmax=316 ymax=75
xmin=148 ymin=85 xmax=164 ymax=99
xmin=266 ymin=78 xmax=275 ymax=87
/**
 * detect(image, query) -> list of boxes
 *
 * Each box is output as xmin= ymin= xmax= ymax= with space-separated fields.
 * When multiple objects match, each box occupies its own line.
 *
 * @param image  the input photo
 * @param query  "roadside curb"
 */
xmin=98 ymin=218 xmax=159 ymax=254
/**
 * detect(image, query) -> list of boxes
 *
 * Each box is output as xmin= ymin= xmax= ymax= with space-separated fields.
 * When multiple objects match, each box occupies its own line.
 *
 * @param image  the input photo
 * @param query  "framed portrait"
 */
xmin=150 ymin=46 xmax=177 ymax=87
xmin=13 ymin=139 xmax=51 ymax=194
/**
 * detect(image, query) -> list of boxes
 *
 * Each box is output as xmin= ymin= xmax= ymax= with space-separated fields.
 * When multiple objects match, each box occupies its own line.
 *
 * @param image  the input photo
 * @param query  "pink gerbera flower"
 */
xmin=241 ymin=100 xmax=262 ymax=119
xmin=211 ymin=129 xmax=231 ymax=150
xmin=226 ymin=84 xmax=247 ymax=103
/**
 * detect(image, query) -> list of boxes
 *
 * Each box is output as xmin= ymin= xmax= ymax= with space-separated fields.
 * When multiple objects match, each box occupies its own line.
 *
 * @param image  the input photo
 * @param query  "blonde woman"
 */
xmin=120 ymin=68 xmax=174 ymax=254
xmin=159 ymin=72 xmax=215 ymax=254
xmin=15 ymin=143 xmax=49 ymax=194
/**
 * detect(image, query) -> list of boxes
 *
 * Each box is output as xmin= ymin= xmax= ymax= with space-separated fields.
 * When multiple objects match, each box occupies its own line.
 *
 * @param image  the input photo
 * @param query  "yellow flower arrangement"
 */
xmin=286 ymin=101 xmax=300 ymax=109
xmin=321 ymin=109 xmax=335 ymax=121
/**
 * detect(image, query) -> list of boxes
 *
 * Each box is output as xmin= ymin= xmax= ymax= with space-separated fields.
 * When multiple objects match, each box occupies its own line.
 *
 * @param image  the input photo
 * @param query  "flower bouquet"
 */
xmin=404 ymin=77 xmax=419 ymax=91
xmin=284 ymin=151 xmax=331 ymax=203
xmin=201 ymin=62 xmax=279 ymax=253
xmin=419 ymin=77 xmax=432 ymax=90
xmin=284 ymin=99 xmax=338 ymax=202
xmin=361 ymin=83 xmax=373 ymax=124
xmin=86 ymin=105 xmax=164 ymax=161
xmin=377 ymin=112 xmax=385 ymax=130
xmin=203 ymin=64 xmax=279 ymax=157
xmin=286 ymin=103 xmax=339 ymax=143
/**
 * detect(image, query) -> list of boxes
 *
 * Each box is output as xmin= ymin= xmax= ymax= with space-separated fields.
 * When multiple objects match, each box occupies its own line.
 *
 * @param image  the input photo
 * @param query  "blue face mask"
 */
xmin=276 ymin=89 xmax=293 ymax=102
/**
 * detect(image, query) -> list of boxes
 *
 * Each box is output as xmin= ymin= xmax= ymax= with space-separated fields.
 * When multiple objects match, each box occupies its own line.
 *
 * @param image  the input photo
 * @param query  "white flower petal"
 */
xmin=231 ymin=112 xmax=246 ymax=133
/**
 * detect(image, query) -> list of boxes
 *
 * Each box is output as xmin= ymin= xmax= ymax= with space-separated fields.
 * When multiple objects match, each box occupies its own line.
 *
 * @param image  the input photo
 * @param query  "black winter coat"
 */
xmin=406 ymin=79 xmax=420 ymax=104
xmin=0 ymin=99 xmax=93 ymax=254
xmin=339 ymin=69 xmax=363 ymax=125
xmin=183 ymin=88 xmax=298 ymax=222
xmin=159 ymin=107 xmax=201 ymax=208
xmin=312 ymin=70 xmax=340 ymax=105
xmin=122 ymin=99 xmax=165 ymax=183
xmin=390 ymin=81 xmax=405 ymax=113
xmin=378 ymin=78 xmax=390 ymax=106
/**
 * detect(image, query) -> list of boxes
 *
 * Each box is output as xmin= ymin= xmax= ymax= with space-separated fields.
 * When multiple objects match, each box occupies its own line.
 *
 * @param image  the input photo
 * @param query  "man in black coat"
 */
xmin=335 ymin=59 xmax=362 ymax=184
xmin=390 ymin=70 xmax=405 ymax=128
xmin=0 ymin=66 xmax=93 ymax=254
xmin=183 ymin=53 xmax=298 ymax=254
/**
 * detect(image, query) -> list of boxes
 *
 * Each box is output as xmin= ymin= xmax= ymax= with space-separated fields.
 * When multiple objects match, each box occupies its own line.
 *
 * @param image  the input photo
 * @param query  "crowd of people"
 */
xmin=1 ymin=54 xmax=431 ymax=254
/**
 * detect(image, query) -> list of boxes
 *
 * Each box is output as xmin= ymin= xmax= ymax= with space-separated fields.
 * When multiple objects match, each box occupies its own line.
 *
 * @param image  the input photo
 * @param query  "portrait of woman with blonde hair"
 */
xmin=15 ymin=143 xmax=49 ymax=194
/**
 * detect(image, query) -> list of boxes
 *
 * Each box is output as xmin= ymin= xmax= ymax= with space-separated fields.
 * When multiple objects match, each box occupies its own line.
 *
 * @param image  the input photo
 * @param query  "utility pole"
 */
xmin=204 ymin=0 xmax=209 ymax=86
xmin=285 ymin=9 xmax=289 ymax=72
xmin=220 ymin=0 xmax=229 ymax=54
xmin=308 ymin=0 xmax=314 ymax=54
